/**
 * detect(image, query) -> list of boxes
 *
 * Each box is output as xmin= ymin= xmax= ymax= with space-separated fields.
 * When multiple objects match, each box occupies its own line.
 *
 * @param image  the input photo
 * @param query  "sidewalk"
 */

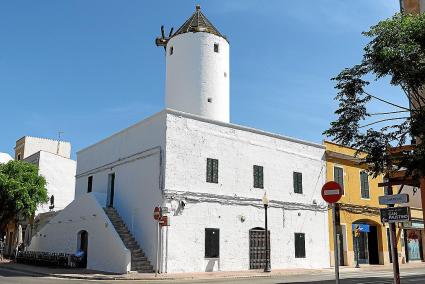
xmin=1 ymin=261 xmax=425 ymax=281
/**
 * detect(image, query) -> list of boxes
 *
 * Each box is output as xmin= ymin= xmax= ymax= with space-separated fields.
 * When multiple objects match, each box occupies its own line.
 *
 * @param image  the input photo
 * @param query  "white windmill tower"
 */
xmin=156 ymin=5 xmax=230 ymax=123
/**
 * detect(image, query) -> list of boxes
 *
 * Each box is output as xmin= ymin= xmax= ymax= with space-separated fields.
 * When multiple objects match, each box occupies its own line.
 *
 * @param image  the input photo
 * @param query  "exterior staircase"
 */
xmin=104 ymin=207 xmax=153 ymax=273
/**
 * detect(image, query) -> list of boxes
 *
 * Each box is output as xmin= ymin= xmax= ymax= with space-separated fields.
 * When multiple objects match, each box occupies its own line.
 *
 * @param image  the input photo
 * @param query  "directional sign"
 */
xmin=321 ymin=181 xmax=343 ymax=204
xmin=379 ymin=194 xmax=409 ymax=205
xmin=380 ymin=207 xmax=411 ymax=223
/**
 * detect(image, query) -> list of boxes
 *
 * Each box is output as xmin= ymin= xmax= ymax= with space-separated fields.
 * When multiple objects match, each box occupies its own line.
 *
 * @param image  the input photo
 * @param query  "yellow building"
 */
xmin=325 ymin=141 xmax=406 ymax=266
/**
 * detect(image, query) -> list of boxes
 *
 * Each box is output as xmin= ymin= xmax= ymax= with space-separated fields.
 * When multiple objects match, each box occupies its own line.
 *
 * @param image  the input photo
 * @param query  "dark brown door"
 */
xmin=249 ymin=228 xmax=270 ymax=269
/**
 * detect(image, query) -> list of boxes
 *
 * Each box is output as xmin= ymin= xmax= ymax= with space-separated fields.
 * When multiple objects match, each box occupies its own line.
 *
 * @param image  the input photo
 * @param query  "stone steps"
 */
xmin=104 ymin=207 xmax=153 ymax=273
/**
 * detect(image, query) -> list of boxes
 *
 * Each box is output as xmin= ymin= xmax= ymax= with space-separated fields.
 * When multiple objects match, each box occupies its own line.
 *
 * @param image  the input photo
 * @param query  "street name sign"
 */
xmin=380 ymin=207 xmax=411 ymax=223
xmin=378 ymin=194 xmax=409 ymax=205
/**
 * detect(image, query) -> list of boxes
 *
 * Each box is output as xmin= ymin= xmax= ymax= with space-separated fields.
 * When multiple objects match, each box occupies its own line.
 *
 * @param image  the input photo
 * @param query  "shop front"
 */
xmin=403 ymin=221 xmax=424 ymax=262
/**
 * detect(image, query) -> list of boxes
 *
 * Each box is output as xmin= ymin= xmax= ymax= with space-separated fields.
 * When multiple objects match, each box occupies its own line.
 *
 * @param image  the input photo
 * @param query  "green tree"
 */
xmin=324 ymin=12 xmax=425 ymax=179
xmin=0 ymin=160 xmax=48 ymax=234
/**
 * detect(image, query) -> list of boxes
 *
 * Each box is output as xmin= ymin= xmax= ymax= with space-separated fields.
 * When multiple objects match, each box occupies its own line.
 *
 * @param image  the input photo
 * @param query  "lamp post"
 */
xmin=262 ymin=193 xmax=271 ymax=272
xmin=354 ymin=225 xmax=360 ymax=268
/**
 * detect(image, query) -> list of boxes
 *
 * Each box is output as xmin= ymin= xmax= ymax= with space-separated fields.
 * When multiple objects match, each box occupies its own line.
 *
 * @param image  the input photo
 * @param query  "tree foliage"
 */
xmin=324 ymin=13 xmax=425 ymax=179
xmin=0 ymin=160 xmax=48 ymax=233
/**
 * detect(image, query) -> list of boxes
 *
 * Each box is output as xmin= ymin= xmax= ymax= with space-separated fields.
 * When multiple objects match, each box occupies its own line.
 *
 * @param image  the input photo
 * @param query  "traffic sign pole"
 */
xmin=332 ymin=203 xmax=340 ymax=284
xmin=321 ymin=181 xmax=343 ymax=284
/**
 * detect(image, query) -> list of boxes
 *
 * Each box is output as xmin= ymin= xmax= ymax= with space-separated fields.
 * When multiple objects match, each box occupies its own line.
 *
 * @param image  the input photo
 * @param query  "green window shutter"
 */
xmin=361 ymin=171 xmax=369 ymax=198
xmin=293 ymin=172 xmax=303 ymax=194
xmin=334 ymin=167 xmax=344 ymax=194
xmin=253 ymin=165 xmax=263 ymax=188
xmin=212 ymin=159 xmax=219 ymax=183
xmin=207 ymin=158 xmax=218 ymax=183
xmin=253 ymin=165 xmax=258 ymax=188
xmin=259 ymin=166 xmax=264 ymax=188
xmin=206 ymin=158 xmax=212 ymax=182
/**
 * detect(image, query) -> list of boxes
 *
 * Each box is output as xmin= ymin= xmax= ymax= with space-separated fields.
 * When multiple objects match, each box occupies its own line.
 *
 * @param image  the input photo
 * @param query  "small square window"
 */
xmin=214 ymin=43 xmax=219 ymax=53
xmin=207 ymin=98 xmax=212 ymax=103
xmin=169 ymin=46 xmax=174 ymax=55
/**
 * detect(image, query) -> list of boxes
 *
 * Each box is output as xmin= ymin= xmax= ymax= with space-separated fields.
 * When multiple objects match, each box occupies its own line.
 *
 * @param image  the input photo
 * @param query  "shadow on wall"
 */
xmin=205 ymin=259 xmax=218 ymax=272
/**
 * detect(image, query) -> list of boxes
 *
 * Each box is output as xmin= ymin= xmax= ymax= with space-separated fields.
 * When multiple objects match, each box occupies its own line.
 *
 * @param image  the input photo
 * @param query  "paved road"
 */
xmin=1 ymin=266 xmax=425 ymax=284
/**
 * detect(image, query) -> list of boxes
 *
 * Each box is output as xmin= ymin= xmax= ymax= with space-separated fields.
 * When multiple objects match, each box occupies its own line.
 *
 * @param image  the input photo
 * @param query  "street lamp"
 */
xmin=262 ymin=192 xmax=271 ymax=272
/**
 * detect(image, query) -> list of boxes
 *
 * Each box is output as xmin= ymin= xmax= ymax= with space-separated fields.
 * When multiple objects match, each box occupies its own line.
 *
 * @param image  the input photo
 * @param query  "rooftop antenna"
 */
xmin=57 ymin=131 xmax=64 ymax=155
xmin=155 ymin=25 xmax=174 ymax=51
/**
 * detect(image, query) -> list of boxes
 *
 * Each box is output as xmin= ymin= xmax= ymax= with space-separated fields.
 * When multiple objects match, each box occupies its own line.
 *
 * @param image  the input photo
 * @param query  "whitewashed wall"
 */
xmin=75 ymin=111 xmax=166 ymax=271
xmin=37 ymin=151 xmax=76 ymax=214
xmin=164 ymin=203 xmax=328 ymax=272
xmin=162 ymin=111 xmax=329 ymax=272
xmin=29 ymin=193 xmax=131 ymax=273
xmin=166 ymin=32 xmax=230 ymax=123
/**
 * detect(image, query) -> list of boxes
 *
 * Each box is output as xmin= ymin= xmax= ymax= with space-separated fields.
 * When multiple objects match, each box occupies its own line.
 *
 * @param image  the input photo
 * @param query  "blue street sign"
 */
xmin=352 ymin=224 xmax=370 ymax=233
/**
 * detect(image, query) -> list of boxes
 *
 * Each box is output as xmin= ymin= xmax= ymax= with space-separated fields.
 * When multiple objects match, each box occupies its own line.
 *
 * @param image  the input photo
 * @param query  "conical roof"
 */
xmin=171 ymin=5 xmax=227 ymax=41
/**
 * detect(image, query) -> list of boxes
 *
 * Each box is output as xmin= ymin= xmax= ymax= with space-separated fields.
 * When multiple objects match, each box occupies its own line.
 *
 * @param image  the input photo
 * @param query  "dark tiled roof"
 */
xmin=171 ymin=5 xmax=227 ymax=41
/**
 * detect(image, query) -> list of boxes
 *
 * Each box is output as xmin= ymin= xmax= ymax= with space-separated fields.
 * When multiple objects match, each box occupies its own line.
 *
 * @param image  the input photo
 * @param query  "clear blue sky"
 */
xmin=0 ymin=0 xmax=405 ymax=159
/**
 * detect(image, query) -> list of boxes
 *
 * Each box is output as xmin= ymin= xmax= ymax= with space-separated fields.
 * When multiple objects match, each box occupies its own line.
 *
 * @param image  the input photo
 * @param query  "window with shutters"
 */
xmin=360 ymin=171 xmax=370 ymax=199
xmin=253 ymin=165 xmax=264 ymax=189
xmin=293 ymin=172 xmax=303 ymax=194
xmin=334 ymin=166 xmax=344 ymax=195
xmin=87 ymin=176 xmax=93 ymax=193
xmin=206 ymin=158 xmax=219 ymax=183
xmin=205 ymin=228 xmax=219 ymax=258
xmin=295 ymin=233 xmax=306 ymax=258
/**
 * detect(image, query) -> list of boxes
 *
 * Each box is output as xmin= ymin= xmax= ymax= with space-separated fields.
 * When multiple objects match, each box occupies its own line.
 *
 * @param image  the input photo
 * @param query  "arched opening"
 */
xmin=352 ymin=220 xmax=382 ymax=265
xmin=249 ymin=227 xmax=270 ymax=269
xmin=77 ymin=230 xmax=88 ymax=268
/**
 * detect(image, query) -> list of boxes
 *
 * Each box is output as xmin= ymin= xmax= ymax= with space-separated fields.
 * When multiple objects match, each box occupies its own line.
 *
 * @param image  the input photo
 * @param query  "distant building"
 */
xmin=15 ymin=136 xmax=76 ymax=214
xmin=0 ymin=152 xmax=13 ymax=164
xmin=3 ymin=136 xmax=76 ymax=256
xmin=402 ymin=0 xmax=425 ymax=14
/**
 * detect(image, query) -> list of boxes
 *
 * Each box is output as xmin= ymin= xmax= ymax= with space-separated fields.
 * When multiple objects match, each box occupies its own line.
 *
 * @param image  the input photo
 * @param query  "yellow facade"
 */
xmin=325 ymin=141 xmax=405 ymax=266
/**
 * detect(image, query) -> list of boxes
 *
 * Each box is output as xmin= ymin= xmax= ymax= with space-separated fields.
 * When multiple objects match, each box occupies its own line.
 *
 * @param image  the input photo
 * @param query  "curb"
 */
xmin=0 ymin=265 xmax=276 ymax=281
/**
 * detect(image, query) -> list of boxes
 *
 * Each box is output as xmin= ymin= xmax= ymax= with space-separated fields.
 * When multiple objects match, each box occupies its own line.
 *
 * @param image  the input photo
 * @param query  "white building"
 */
xmin=29 ymin=6 xmax=330 ymax=274
xmin=0 ymin=152 xmax=13 ymax=164
xmin=15 ymin=136 xmax=76 ymax=214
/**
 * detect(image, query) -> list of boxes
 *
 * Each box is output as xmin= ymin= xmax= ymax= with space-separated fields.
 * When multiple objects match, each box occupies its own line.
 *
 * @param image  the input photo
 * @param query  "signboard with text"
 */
xmin=379 ymin=194 xmax=409 ymax=205
xmin=380 ymin=207 xmax=411 ymax=223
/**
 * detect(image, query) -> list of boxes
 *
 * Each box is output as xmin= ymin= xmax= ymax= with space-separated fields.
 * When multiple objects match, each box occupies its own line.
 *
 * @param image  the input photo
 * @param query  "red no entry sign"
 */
xmin=321 ymin=181 xmax=342 ymax=203
xmin=153 ymin=206 xmax=161 ymax=220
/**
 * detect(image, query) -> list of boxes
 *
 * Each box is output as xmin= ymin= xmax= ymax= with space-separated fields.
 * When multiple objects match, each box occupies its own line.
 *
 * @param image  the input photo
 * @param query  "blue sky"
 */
xmin=0 ymin=0 xmax=405 ymax=159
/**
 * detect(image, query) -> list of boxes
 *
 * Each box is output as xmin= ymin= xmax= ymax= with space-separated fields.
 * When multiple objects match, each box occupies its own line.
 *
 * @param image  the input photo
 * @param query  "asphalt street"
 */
xmin=1 ymin=266 xmax=425 ymax=284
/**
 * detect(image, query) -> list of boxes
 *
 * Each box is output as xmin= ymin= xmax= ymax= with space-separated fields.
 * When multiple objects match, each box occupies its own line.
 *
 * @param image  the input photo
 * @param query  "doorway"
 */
xmin=249 ymin=228 xmax=270 ymax=269
xmin=107 ymin=173 xmax=115 ymax=207
xmin=353 ymin=223 xmax=380 ymax=264
xmin=77 ymin=230 xmax=88 ymax=268
xmin=368 ymin=226 xmax=379 ymax=264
